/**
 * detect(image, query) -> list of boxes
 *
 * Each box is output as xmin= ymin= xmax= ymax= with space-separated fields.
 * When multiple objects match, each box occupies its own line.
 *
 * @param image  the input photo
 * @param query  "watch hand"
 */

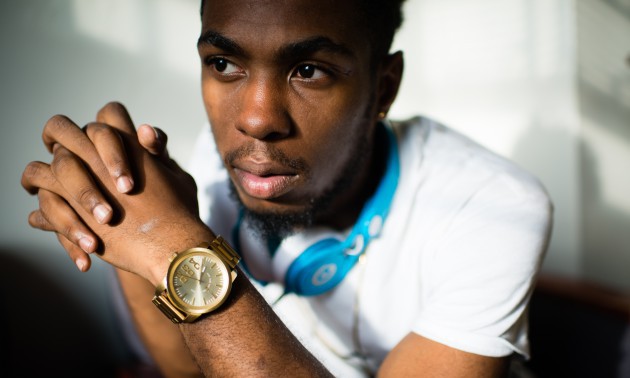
xmin=181 ymin=273 xmax=201 ymax=282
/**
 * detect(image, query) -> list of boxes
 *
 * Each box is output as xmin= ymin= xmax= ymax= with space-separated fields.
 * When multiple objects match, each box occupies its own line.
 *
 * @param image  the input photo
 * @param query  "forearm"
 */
xmin=116 ymin=269 xmax=203 ymax=378
xmin=23 ymin=103 xmax=331 ymax=377
xmin=127 ymin=226 xmax=331 ymax=377
xmin=179 ymin=272 xmax=332 ymax=377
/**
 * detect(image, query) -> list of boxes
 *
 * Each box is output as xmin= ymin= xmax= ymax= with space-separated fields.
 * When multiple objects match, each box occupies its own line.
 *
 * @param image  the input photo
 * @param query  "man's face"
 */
xmin=199 ymin=0 xmax=382 ymax=233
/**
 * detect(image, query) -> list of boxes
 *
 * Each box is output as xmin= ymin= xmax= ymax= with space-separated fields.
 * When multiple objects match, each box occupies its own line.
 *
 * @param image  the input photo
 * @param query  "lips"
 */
xmin=232 ymin=160 xmax=300 ymax=200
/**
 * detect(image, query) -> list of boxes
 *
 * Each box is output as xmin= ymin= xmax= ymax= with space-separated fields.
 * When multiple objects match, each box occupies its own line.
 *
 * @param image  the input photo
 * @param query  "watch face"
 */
xmin=167 ymin=249 xmax=232 ymax=314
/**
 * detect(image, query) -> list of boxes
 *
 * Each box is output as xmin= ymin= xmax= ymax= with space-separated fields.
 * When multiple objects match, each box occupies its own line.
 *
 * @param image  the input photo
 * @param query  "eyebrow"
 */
xmin=277 ymin=36 xmax=356 ymax=62
xmin=197 ymin=29 xmax=356 ymax=62
xmin=197 ymin=29 xmax=245 ymax=55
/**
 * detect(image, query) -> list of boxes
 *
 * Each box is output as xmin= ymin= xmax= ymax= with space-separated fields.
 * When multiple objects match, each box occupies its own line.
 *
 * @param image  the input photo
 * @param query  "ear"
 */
xmin=374 ymin=51 xmax=404 ymax=119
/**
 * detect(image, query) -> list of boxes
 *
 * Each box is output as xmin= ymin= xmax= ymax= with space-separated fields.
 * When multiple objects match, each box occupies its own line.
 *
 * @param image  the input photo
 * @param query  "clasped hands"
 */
xmin=21 ymin=102 xmax=214 ymax=286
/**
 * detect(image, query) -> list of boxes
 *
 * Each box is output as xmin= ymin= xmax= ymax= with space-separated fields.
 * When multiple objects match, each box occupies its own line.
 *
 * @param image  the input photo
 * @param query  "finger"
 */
xmin=42 ymin=114 xmax=92 ymax=154
xmin=51 ymin=144 xmax=113 ymax=224
xmin=28 ymin=209 xmax=56 ymax=231
xmin=57 ymin=233 xmax=92 ymax=272
xmin=84 ymin=122 xmax=134 ymax=193
xmin=29 ymin=208 xmax=97 ymax=254
xmin=42 ymin=114 xmax=109 ymax=180
xmin=23 ymin=157 xmax=113 ymax=225
xmin=21 ymin=161 xmax=57 ymax=195
xmin=137 ymin=124 xmax=170 ymax=161
xmin=35 ymin=189 xmax=99 ymax=254
xmin=96 ymin=101 xmax=136 ymax=135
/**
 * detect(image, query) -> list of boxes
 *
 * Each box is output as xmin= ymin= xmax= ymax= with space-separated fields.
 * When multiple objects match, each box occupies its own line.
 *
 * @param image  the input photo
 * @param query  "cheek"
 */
xmin=293 ymin=83 xmax=368 ymax=141
xmin=290 ymin=93 xmax=370 ymax=189
xmin=202 ymin=81 xmax=236 ymax=154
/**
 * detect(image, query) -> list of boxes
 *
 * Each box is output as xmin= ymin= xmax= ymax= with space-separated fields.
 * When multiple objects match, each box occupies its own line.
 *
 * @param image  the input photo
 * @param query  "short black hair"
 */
xmin=358 ymin=0 xmax=407 ymax=61
xmin=200 ymin=0 xmax=406 ymax=62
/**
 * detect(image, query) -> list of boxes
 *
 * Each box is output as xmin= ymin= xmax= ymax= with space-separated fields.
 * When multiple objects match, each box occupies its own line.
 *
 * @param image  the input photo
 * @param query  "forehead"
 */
xmin=200 ymin=0 xmax=370 ymax=58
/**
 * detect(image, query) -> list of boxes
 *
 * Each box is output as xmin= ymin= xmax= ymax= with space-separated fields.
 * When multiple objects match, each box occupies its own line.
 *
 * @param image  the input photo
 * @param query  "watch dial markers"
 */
xmin=172 ymin=252 xmax=228 ymax=307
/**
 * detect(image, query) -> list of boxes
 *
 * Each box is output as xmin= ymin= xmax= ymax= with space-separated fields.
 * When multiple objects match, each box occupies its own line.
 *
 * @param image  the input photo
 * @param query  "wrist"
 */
xmin=147 ymin=224 xmax=217 ymax=287
xmin=151 ymin=232 xmax=241 ymax=324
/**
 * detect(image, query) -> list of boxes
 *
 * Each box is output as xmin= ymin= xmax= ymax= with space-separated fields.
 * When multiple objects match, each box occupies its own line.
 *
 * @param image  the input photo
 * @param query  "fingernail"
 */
xmin=93 ymin=204 xmax=111 ymax=224
xmin=116 ymin=176 xmax=134 ymax=193
xmin=79 ymin=238 xmax=94 ymax=253
xmin=76 ymin=259 xmax=86 ymax=272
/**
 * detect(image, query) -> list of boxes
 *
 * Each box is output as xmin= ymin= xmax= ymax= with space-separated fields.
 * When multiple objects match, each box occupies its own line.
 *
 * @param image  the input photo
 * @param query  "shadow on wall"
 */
xmin=577 ymin=74 xmax=630 ymax=290
xmin=510 ymin=96 xmax=630 ymax=376
xmin=0 ymin=248 xmax=136 ymax=378
xmin=511 ymin=114 xmax=630 ymax=290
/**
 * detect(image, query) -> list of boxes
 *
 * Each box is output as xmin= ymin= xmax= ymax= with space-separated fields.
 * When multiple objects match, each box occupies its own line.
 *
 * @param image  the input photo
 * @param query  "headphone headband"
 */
xmin=284 ymin=122 xmax=400 ymax=295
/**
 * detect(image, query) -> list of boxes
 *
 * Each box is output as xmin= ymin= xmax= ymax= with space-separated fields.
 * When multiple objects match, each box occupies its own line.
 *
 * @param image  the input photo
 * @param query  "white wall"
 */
xmin=391 ymin=0 xmax=585 ymax=280
xmin=576 ymin=0 xmax=630 ymax=290
xmin=1 ymin=0 xmax=628 ymax=371
xmin=389 ymin=0 xmax=630 ymax=291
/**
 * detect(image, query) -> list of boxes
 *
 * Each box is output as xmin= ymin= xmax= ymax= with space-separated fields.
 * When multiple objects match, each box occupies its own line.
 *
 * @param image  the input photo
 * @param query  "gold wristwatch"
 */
xmin=152 ymin=236 xmax=240 ymax=324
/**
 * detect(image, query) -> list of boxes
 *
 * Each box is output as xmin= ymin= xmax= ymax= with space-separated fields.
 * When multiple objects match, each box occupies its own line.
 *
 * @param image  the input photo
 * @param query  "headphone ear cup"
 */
xmin=285 ymin=238 xmax=359 ymax=296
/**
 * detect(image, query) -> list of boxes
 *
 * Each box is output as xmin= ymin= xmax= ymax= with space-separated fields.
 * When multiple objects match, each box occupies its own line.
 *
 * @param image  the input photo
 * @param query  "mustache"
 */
xmin=224 ymin=142 xmax=309 ymax=173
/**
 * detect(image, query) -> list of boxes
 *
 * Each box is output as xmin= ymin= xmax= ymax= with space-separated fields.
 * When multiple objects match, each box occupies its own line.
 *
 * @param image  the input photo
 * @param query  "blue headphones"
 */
xmin=234 ymin=122 xmax=400 ymax=296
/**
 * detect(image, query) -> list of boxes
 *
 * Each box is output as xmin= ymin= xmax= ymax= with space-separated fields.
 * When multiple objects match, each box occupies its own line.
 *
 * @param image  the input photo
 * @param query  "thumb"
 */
xmin=137 ymin=124 xmax=170 ymax=162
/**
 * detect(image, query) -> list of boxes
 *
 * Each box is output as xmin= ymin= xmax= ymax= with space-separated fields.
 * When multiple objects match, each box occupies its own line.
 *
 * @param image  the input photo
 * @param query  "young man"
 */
xmin=22 ymin=0 xmax=552 ymax=376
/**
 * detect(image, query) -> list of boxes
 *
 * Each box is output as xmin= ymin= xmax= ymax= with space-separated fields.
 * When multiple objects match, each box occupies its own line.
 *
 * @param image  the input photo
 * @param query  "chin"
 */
xmin=229 ymin=186 xmax=314 ymax=238
xmin=241 ymin=199 xmax=316 ymax=240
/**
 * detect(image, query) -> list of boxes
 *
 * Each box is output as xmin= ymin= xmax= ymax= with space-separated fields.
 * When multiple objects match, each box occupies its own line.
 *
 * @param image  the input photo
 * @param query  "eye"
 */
xmin=294 ymin=64 xmax=327 ymax=80
xmin=205 ymin=57 xmax=241 ymax=75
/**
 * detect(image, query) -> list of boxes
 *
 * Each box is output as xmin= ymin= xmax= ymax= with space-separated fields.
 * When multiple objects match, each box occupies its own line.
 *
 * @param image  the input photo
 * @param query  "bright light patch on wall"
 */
xmin=578 ymin=0 xmax=630 ymax=109
xmin=392 ymin=0 xmax=577 ymax=158
xmin=72 ymin=0 xmax=143 ymax=54
xmin=413 ymin=0 xmax=528 ymax=85
xmin=155 ymin=0 xmax=200 ymax=77
xmin=72 ymin=0 xmax=200 ymax=77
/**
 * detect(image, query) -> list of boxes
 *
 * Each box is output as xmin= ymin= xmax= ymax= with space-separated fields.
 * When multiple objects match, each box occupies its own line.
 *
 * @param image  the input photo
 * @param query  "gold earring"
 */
xmin=378 ymin=111 xmax=386 ymax=119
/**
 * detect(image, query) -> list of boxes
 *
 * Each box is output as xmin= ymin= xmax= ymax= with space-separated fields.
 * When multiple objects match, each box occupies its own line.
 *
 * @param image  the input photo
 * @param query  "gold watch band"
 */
xmin=152 ymin=288 xmax=191 ymax=323
xmin=201 ymin=236 xmax=240 ymax=269
xmin=151 ymin=235 xmax=240 ymax=324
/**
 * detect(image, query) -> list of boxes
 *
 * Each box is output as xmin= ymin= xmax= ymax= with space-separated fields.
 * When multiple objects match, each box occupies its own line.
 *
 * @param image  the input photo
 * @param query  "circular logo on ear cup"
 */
xmin=311 ymin=263 xmax=338 ymax=286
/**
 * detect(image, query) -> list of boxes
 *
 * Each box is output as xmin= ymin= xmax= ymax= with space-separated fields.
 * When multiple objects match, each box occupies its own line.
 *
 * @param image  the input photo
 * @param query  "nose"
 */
xmin=236 ymin=76 xmax=291 ymax=141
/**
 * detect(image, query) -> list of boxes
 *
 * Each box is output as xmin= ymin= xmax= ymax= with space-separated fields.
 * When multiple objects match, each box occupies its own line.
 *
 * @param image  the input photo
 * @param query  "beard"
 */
xmin=229 ymin=128 xmax=371 ymax=243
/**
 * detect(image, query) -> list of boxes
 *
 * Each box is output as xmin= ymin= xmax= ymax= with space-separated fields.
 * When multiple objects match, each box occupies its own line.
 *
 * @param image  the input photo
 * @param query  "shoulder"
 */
xmin=384 ymin=117 xmax=553 ymax=359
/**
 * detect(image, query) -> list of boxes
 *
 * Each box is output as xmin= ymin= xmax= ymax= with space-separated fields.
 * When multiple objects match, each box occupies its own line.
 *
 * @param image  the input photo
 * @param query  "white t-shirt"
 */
xmin=187 ymin=116 xmax=553 ymax=376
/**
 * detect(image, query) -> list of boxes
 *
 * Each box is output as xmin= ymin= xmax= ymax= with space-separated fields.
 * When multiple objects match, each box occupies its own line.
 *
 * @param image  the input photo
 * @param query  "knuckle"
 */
xmin=75 ymin=130 xmax=95 ymax=152
xmin=84 ymin=122 xmax=109 ymax=141
xmin=44 ymin=114 xmax=73 ymax=137
xmin=85 ymin=124 xmax=126 ymax=176
xmin=47 ymin=114 xmax=70 ymax=128
xmin=50 ymin=149 xmax=73 ymax=175
xmin=105 ymin=101 xmax=125 ymax=111
xmin=60 ymin=223 xmax=74 ymax=239
xmin=84 ymin=121 xmax=106 ymax=133
xmin=22 ymin=161 xmax=44 ymax=181
xmin=76 ymin=186 xmax=98 ymax=208
xmin=90 ymin=122 xmax=116 ymax=140
xmin=65 ymin=219 xmax=83 ymax=241
xmin=109 ymin=156 xmax=127 ymax=177
xmin=21 ymin=162 xmax=48 ymax=192
xmin=98 ymin=101 xmax=125 ymax=118
xmin=28 ymin=211 xmax=43 ymax=228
